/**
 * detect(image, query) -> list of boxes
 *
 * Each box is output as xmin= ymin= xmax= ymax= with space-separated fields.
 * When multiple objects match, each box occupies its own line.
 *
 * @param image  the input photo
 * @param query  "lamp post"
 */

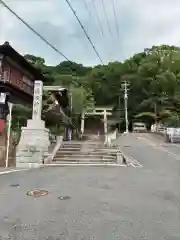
xmin=69 ymin=85 xmax=73 ymax=140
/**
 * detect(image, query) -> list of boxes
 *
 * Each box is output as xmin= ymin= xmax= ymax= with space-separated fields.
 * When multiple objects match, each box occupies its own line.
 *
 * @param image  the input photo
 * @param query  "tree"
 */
xmin=24 ymin=54 xmax=45 ymax=67
xmin=12 ymin=104 xmax=32 ymax=131
xmin=18 ymin=44 xmax=180 ymax=133
xmin=71 ymin=86 xmax=95 ymax=115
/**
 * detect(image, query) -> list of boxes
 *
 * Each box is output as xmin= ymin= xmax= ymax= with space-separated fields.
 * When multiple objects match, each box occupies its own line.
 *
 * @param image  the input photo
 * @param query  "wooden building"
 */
xmin=0 ymin=41 xmax=46 ymax=104
xmin=0 ymin=42 xmax=46 ymax=166
xmin=0 ymin=41 xmax=70 ymax=166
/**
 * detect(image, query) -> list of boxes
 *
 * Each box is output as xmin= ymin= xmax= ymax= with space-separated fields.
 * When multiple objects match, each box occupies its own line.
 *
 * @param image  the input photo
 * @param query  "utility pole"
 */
xmin=121 ymin=80 xmax=129 ymax=133
xmin=118 ymin=92 xmax=121 ymax=132
xmin=69 ymin=84 xmax=73 ymax=140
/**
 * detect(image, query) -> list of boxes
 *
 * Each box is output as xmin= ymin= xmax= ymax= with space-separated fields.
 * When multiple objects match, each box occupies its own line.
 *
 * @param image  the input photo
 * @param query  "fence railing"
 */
xmin=104 ymin=129 xmax=117 ymax=147
xmin=44 ymin=135 xmax=63 ymax=163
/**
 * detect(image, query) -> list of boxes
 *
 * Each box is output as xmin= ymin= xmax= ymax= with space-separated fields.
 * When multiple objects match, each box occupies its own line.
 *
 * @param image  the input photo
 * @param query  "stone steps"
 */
xmin=60 ymin=148 xmax=81 ymax=151
xmin=54 ymin=156 xmax=116 ymax=161
xmin=52 ymin=159 xmax=117 ymax=164
xmin=55 ymin=153 xmax=116 ymax=158
xmin=52 ymin=138 xmax=122 ymax=165
xmin=48 ymin=162 xmax=123 ymax=166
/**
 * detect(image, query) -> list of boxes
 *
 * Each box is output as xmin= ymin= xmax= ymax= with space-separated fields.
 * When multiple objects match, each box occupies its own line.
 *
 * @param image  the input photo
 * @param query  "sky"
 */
xmin=0 ymin=0 xmax=180 ymax=66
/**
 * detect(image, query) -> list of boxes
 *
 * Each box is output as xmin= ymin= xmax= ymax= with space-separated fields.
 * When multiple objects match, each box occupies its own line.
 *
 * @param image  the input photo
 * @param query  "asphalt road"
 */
xmin=0 ymin=133 xmax=180 ymax=239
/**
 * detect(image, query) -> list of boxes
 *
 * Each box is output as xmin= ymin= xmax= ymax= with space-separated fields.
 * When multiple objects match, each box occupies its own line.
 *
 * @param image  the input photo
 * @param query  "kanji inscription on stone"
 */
xmin=32 ymin=80 xmax=43 ymax=120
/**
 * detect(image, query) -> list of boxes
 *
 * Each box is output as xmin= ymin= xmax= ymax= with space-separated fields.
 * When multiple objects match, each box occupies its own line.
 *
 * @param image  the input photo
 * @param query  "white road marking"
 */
xmin=126 ymin=156 xmax=143 ymax=167
xmin=0 ymin=169 xmax=28 ymax=175
xmin=43 ymin=163 xmax=127 ymax=167
xmin=171 ymin=143 xmax=180 ymax=148
xmin=137 ymin=135 xmax=180 ymax=161
xmin=118 ymin=146 xmax=143 ymax=167
xmin=139 ymin=134 xmax=180 ymax=148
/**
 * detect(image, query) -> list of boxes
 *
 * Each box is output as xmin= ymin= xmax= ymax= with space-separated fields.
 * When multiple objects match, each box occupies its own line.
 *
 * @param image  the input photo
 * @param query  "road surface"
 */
xmin=0 ymin=133 xmax=179 ymax=239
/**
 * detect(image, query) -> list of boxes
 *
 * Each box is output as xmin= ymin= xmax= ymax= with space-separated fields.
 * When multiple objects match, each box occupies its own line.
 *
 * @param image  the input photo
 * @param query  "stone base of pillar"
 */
xmin=16 ymin=119 xmax=50 ymax=168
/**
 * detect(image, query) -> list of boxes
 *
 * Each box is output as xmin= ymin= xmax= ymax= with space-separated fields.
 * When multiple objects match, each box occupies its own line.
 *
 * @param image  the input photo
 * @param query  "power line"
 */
xmin=0 ymin=0 xmax=71 ymax=62
xmin=111 ymin=0 xmax=120 ymax=39
xmin=65 ymin=0 xmax=103 ymax=64
xmin=82 ymin=0 xmax=92 ymax=18
xmin=101 ymin=0 xmax=112 ymax=36
xmin=92 ymin=0 xmax=104 ymax=36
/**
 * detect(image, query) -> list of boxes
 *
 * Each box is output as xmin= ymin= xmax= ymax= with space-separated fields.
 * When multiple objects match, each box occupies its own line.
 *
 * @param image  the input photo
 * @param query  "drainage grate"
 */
xmin=58 ymin=196 xmax=71 ymax=200
xmin=27 ymin=189 xmax=48 ymax=197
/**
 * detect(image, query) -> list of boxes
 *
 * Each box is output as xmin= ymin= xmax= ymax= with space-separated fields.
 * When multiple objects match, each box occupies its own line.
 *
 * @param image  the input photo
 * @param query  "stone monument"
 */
xmin=16 ymin=81 xmax=50 ymax=168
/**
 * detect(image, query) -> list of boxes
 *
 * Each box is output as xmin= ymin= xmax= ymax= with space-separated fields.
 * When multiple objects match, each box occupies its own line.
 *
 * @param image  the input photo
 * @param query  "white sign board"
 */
xmin=0 ymin=93 xmax=6 ymax=103
xmin=32 ymin=80 xmax=43 ymax=120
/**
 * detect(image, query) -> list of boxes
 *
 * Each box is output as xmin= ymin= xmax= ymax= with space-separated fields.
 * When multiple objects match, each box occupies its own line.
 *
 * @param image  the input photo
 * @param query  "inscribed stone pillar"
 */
xmin=16 ymin=80 xmax=50 ymax=168
xmin=32 ymin=80 xmax=43 ymax=120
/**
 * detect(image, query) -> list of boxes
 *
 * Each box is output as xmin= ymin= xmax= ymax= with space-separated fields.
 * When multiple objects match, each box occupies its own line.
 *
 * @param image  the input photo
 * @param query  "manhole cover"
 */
xmin=58 ymin=196 xmax=71 ymax=200
xmin=27 ymin=189 xmax=48 ymax=197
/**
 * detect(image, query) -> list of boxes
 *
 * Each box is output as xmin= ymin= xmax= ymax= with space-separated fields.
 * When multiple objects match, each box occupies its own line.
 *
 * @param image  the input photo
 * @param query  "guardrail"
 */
xmin=43 ymin=136 xmax=63 ymax=163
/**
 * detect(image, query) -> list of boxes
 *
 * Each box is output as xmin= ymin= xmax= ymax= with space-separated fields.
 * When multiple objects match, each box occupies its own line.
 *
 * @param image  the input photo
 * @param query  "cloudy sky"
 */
xmin=0 ymin=0 xmax=180 ymax=66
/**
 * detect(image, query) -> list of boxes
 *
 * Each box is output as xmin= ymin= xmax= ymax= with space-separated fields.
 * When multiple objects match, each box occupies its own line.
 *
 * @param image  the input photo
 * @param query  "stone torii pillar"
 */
xmin=80 ymin=111 xmax=85 ymax=136
xmin=103 ymin=109 xmax=108 ymax=134
xmin=81 ymin=107 xmax=112 ymax=137
xmin=16 ymin=80 xmax=50 ymax=168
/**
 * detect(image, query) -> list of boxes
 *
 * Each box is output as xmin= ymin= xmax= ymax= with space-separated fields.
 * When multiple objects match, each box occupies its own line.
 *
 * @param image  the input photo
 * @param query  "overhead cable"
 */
xmin=92 ymin=0 xmax=104 ymax=36
xmin=65 ymin=0 xmax=104 ymax=64
xmin=101 ymin=0 xmax=112 ymax=36
xmin=82 ymin=0 xmax=92 ymax=18
xmin=0 ymin=0 xmax=71 ymax=62
xmin=111 ymin=0 xmax=120 ymax=39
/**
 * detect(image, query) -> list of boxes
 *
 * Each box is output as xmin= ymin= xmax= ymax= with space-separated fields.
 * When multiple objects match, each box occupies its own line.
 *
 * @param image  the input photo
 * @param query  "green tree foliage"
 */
xmin=14 ymin=44 xmax=180 ymax=132
xmin=71 ymin=86 xmax=94 ymax=115
xmin=12 ymin=104 xmax=32 ymax=131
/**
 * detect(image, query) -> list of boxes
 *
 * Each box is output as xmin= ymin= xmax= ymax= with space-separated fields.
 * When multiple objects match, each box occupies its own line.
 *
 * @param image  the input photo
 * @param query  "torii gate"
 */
xmin=80 ymin=107 xmax=112 ymax=136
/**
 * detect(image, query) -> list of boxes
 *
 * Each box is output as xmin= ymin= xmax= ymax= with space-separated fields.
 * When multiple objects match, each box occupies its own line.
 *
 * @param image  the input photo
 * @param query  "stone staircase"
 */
xmin=52 ymin=139 xmax=121 ymax=165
